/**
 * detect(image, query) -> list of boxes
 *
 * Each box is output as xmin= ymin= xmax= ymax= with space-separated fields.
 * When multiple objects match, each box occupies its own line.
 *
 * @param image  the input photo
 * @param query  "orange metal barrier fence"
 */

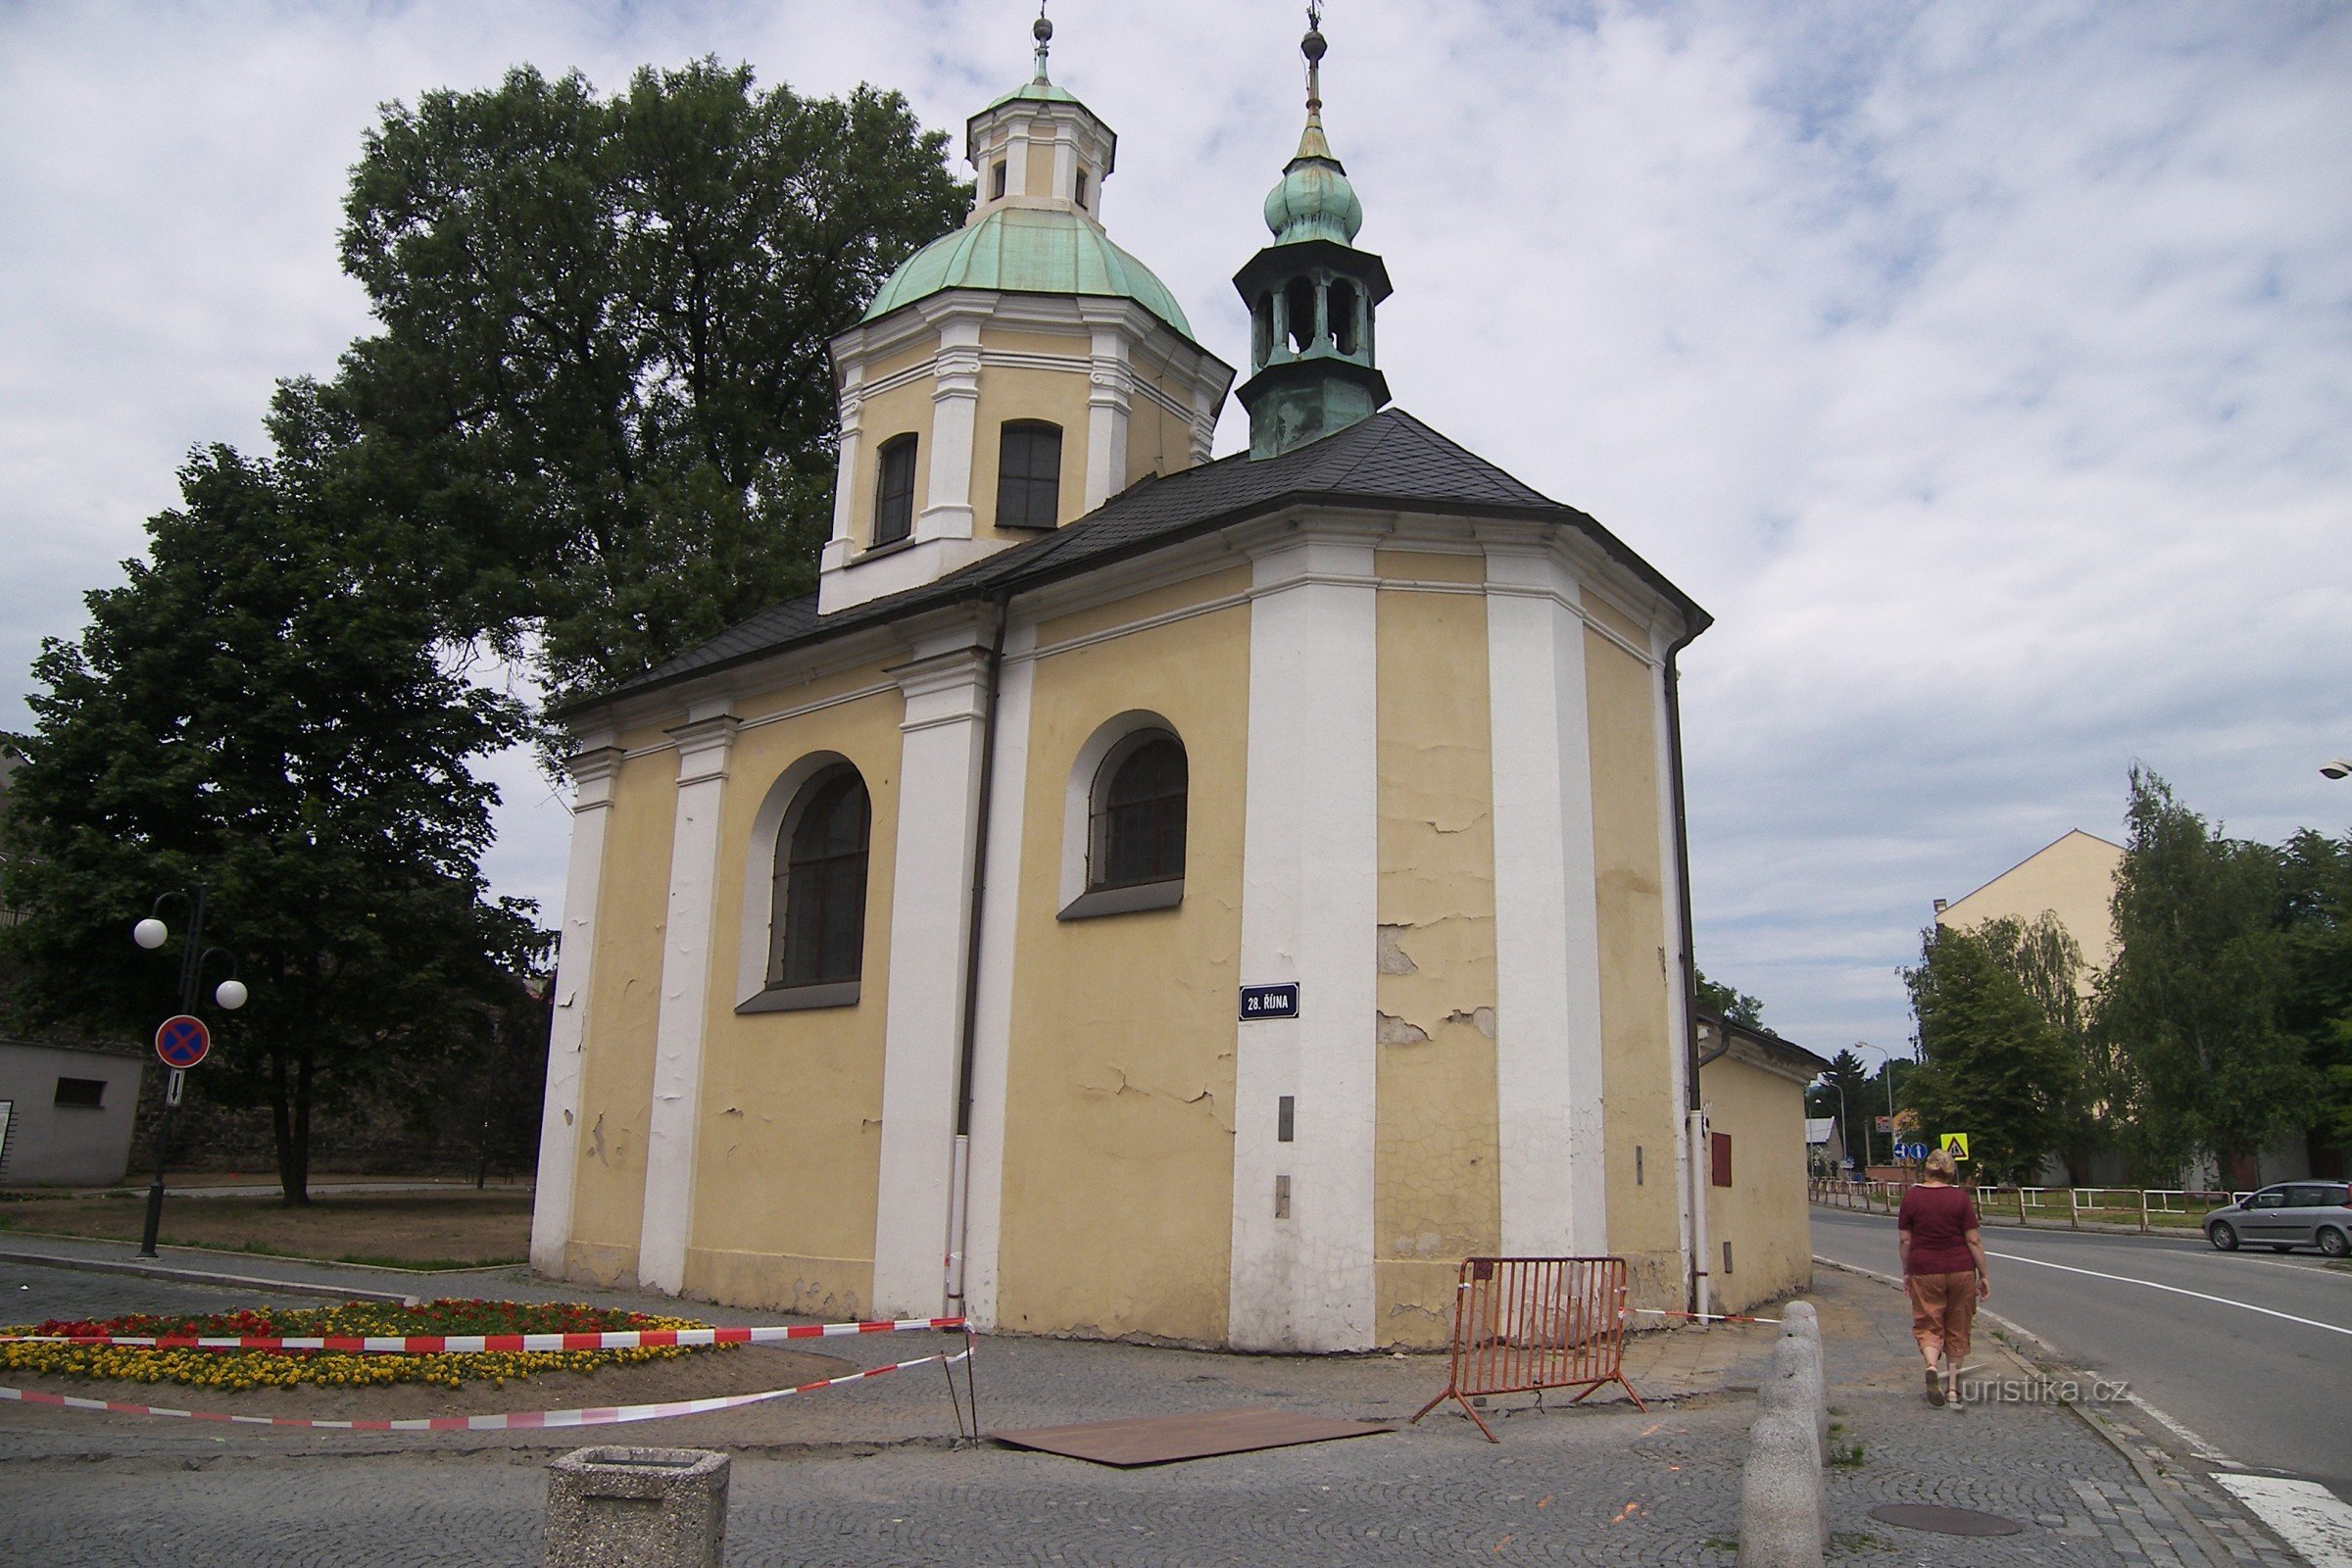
xmin=1409 ymin=1255 xmax=1643 ymax=1442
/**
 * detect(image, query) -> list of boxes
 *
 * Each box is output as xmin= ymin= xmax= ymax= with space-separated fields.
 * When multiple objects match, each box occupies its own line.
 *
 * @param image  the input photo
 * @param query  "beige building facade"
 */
xmin=1936 ymin=828 xmax=2125 ymax=983
xmin=529 ymin=27 xmax=1734 ymax=1350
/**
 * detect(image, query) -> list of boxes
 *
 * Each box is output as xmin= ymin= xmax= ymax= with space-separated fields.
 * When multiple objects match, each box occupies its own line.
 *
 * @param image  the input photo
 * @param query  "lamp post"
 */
xmin=2324 ymin=759 xmax=2351 ymax=780
xmin=131 ymin=886 xmax=246 ymax=1258
xmin=1853 ymin=1041 xmax=1904 ymax=1168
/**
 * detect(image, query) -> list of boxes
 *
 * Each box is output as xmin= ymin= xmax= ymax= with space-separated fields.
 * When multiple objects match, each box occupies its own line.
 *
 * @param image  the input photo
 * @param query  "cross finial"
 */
xmin=1033 ymin=2 xmax=1053 ymax=81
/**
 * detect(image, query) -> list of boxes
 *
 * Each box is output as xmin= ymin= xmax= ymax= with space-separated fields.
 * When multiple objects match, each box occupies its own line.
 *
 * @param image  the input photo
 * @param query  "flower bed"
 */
xmin=0 ymin=1299 xmax=731 ymax=1394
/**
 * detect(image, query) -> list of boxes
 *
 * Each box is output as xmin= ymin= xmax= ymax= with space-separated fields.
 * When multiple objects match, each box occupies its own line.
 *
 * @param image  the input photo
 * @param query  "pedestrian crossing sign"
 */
xmin=1939 ymin=1132 xmax=1970 ymax=1158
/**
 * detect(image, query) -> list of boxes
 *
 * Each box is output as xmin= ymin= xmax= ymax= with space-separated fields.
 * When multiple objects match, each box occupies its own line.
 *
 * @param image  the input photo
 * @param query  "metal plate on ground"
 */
xmin=994 ymin=1406 xmax=1393 ymax=1467
xmin=1869 ymin=1503 xmax=2027 ymax=1537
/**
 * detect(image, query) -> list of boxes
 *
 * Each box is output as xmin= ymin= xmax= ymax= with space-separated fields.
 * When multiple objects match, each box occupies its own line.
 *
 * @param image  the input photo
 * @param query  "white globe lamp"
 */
xmin=215 ymin=978 xmax=249 ymax=1010
xmin=133 ymin=917 xmax=168 ymax=950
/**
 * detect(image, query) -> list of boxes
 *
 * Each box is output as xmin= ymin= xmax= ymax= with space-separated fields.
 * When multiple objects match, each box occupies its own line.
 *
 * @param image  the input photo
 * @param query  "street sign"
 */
xmin=154 ymin=1014 xmax=210 ymax=1069
xmin=166 ymin=1069 xmax=185 ymax=1108
xmin=1896 ymin=1141 xmax=1930 ymax=1161
xmin=1939 ymin=1132 xmax=1970 ymax=1159
xmin=1240 ymin=982 xmax=1300 ymax=1021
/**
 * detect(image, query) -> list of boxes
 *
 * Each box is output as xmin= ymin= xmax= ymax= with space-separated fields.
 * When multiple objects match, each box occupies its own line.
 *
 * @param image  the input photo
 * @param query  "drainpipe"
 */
xmin=945 ymin=590 xmax=1013 ymax=1314
xmin=1665 ymin=622 xmax=1725 ymax=1320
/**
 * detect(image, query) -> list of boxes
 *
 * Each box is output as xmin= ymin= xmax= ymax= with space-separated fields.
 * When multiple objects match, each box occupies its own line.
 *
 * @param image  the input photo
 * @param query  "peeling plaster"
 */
xmin=1376 ymin=1011 xmax=1431 ymax=1045
xmin=588 ymin=1113 xmax=608 ymax=1165
xmin=1446 ymin=1005 xmax=1498 ymax=1040
xmin=1376 ymin=925 xmax=1419 ymax=975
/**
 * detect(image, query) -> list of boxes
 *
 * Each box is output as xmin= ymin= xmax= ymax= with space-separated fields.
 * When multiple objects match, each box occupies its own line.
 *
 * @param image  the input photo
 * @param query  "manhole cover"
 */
xmin=1869 ymin=1504 xmax=2027 ymax=1537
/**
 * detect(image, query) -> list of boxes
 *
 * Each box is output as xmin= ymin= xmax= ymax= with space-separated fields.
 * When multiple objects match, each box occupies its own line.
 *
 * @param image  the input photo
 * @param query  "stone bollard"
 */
xmin=545 ymin=1446 xmax=730 ymax=1568
xmin=1737 ymin=1403 xmax=1826 ymax=1568
xmin=1776 ymin=1302 xmax=1829 ymax=1447
xmin=1760 ymin=1337 xmax=1829 ymax=1526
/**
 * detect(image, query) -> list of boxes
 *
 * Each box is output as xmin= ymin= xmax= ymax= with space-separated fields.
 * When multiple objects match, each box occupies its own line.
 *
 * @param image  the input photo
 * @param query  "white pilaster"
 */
xmin=1228 ymin=531 xmax=1380 ymax=1351
xmin=529 ymin=743 xmax=623 ymax=1278
xmin=870 ymin=630 xmax=994 ymax=1316
xmin=956 ymin=621 xmax=1037 ymax=1331
xmin=918 ymin=318 xmax=981 ymax=541
xmin=1483 ymin=544 xmax=1608 ymax=1257
xmin=822 ymin=375 xmax=865 ymax=574
xmin=1083 ymin=327 xmax=1132 ymax=512
xmin=637 ymin=709 xmax=738 ymax=1295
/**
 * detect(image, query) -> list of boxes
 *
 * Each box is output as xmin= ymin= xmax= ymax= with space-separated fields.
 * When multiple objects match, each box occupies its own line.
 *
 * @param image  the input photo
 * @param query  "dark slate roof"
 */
xmin=578 ymin=408 xmax=1706 ymax=712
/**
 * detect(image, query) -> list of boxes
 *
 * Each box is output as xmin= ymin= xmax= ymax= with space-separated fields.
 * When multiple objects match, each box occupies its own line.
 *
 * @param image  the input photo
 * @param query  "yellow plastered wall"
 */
xmin=849 ymin=375 xmax=937 ymax=551
xmin=1700 ymin=1054 xmax=1814 ymax=1314
xmin=971 ymin=357 xmax=1092 ymax=537
xmin=1123 ymin=368 xmax=1185 ymax=489
xmin=1024 ymin=140 xmax=1056 ymax=197
xmin=564 ymin=738 xmax=679 ymax=1286
xmin=1372 ymin=567 xmax=1502 ymax=1347
xmin=1937 ymin=830 xmax=2123 ymax=978
xmin=995 ymin=584 xmax=1250 ymax=1343
xmin=1584 ymin=625 xmax=1686 ymax=1309
xmin=680 ymin=669 xmax=906 ymax=1318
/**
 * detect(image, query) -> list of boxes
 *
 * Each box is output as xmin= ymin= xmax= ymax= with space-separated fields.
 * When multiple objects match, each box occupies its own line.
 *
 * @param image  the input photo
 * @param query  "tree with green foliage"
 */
xmin=1969 ymin=910 xmax=2114 ymax=1181
xmin=1900 ymin=923 xmax=2078 ymax=1183
xmin=2277 ymin=827 xmax=2352 ymax=1154
xmin=1695 ymin=967 xmax=1764 ymax=1029
xmin=2094 ymin=768 xmax=2309 ymax=1182
xmin=1807 ymin=1047 xmax=1873 ymax=1167
xmin=295 ymin=59 xmax=970 ymax=703
xmin=0 ymin=445 xmax=544 ymax=1203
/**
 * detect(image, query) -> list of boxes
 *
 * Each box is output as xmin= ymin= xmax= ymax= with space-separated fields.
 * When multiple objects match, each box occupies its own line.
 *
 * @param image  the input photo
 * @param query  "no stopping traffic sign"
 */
xmin=154 ymin=1014 xmax=210 ymax=1069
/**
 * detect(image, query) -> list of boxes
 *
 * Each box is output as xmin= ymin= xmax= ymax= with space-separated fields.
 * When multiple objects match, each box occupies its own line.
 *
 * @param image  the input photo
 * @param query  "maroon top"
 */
xmin=1898 ymin=1184 xmax=1981 ymax=1275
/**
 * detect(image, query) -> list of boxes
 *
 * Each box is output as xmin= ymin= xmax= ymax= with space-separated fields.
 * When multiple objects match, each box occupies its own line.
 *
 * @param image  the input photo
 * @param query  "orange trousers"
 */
xmin=1905 ymin=1271 xmax=1978 ymax=1367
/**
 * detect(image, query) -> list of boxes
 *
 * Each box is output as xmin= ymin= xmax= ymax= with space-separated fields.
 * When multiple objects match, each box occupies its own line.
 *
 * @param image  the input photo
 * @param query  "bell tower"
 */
xmin=1232 ymin=7 xmax=1393 ymax=460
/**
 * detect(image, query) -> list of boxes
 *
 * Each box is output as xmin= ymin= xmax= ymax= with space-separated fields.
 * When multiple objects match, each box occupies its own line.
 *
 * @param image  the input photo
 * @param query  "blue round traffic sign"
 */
xmin=154 ymin=1014 xmax=210 ymax=1069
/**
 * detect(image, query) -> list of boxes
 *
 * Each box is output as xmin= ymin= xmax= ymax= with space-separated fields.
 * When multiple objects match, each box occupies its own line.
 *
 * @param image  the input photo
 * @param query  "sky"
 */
xmin=4 ymin=0 xmax=2348 ymax=1057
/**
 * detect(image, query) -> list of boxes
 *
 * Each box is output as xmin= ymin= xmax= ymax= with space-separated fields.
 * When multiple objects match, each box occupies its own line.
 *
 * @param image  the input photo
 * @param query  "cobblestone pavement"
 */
xmin=0 ymin=1248 xmax=2301 ymax=1567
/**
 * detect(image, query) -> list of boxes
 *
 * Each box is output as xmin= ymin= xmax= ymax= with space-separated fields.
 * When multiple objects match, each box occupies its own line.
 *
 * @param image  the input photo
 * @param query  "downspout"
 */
xmin=945 ymin=589 xmax=1013 ymax=1314
xmin=1666 ymin=622 xmax=1726 ymax=1319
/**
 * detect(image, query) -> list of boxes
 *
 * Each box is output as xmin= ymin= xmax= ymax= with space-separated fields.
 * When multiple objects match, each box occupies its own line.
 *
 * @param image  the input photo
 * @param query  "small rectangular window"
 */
xmin=1722 ymin=1240 xmax=1734 ymax=1276
xmin=872 ymin=435 xmax=917 ymax=547
xmin=990 ymin=160 xmax=1007 ymax=200
xmin=1274 ymin=1173 xmax=1292 ymax=1219
xmin=1710 ymin=1130 xmax=1733 ymax=1188
xmin=1074 ymin=169 xmax=1089 ymax=208
xmin=54 ymin=1077 xmax=107 ymax=1108
xmin=995 ymin=421 xmax=1062 ymax=528
xmin=1277 ymin=1095 xmax=1295 ymax=1144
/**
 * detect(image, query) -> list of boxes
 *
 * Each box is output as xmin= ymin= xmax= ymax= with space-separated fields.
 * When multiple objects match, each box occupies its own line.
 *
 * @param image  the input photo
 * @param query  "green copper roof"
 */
xmin=1264 ymin=155 xmax=1362 ymax=245
xmin=862 ymin=206 xmax=1194 ymax=336
xmin=984 ymin=76 xmax=1084 ymax=110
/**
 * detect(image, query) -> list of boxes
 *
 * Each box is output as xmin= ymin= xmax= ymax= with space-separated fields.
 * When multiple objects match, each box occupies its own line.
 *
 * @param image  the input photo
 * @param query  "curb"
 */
xmin=0 ymin=1248 xmax=416 ymax=1305
xmin=1810 ymin=1254 xmax=2264 ymax=1568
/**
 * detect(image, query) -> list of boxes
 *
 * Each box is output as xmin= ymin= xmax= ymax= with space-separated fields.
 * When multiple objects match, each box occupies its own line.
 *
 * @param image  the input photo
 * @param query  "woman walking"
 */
xmin=1897 ymin=1148 xmax=1989 ymax=1407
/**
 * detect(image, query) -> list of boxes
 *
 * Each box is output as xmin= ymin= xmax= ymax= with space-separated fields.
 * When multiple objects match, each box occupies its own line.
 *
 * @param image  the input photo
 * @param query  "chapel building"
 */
xmin=528 ymin=19 xmax=1771 ymax=1350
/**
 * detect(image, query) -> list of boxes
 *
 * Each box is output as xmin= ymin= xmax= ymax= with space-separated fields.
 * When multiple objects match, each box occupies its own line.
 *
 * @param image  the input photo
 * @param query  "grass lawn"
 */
xmin=0 ymin=1187 xmax=532 ymax=1269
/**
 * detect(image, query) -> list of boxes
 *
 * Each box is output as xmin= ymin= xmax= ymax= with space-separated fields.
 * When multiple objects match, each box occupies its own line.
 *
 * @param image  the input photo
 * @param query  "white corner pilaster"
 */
xmin=1083 ymin=328 xmax=1133 ymax=512
xmin=956 ymin=620 xmax=1036 ymax=1331
xmin=917 ymin=320 xmax=981 ymax=542
xmin=1483 ymin=543 xmax=1608 ymax=1257
xmin=823 ymin=376 xmax=865 ymax=574
xmin=529 ymin=742 xmax=624 ymax=1279
xmin=637 ymin=708 xmax=739 ymax=1295
xmin=871 ymin=630 xmax=995 ymax=1316
xmin=1229 ymin=530 xmax=1381 ymax=1351
xmin=1652 ymin=622 xmax=1696 ymax=1296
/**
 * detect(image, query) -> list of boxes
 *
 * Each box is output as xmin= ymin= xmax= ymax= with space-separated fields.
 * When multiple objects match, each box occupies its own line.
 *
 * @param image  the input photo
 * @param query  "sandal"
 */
xmin=1925 ymin=1367 xmax=1944 ymax=1405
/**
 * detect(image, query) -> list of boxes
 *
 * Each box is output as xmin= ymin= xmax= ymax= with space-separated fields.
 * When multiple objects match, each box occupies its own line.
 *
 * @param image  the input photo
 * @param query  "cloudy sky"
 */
xmin=4 ymin=0 xmax=2347 ymax=1055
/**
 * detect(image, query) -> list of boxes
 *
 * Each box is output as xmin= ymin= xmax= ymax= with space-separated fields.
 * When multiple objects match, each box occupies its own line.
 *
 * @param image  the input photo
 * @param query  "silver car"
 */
xmin=2205 ymin=1182 xmax=2352 ymax=1256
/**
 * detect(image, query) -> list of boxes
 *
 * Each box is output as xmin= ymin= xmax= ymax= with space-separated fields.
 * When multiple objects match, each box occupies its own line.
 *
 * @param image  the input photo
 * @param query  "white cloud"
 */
xmin=4 ymin=0 xmax=2347 ymax=1050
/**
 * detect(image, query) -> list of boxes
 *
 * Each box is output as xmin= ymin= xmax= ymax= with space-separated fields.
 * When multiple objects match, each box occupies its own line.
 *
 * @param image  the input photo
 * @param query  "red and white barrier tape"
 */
xmin=1633 ymin=1308 xmax=1783 ymax=1326
xmin=0 ymin=1346 xmax=968 ymax=1431
xmin=0 ymin=1313 xmax=966 ymax=1355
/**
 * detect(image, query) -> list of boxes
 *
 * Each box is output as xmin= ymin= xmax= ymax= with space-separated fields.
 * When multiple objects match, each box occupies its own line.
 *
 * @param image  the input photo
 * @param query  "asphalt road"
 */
xmin=1812 ymin=1205 xmax=2352 ymax=1496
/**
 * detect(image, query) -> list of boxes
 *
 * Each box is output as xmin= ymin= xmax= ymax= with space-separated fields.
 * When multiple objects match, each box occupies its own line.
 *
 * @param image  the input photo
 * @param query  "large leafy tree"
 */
xmin=0 ymin=445 xmax=543 ymax=1202
xmin=2094 ymin=768 xmax=2309 ymax=1182
xmin=1973 ymin=911 xmax=2112 ymax=1181
xmin=306 ymin=60 xmax=970 ymax=701
xmin=1694 ymin=967 xmax=1765 ymax=1029
xmin=2277 ymin=827 xmax=2352 ymax=1154
xmin=1900 ymin=924 xmax=2078 ymax=1183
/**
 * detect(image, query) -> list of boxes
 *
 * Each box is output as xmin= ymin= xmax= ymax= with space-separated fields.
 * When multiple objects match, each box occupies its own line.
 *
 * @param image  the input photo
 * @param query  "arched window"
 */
xmin=768 ymin=765 xmax=870 ymax=990
xmin=1251 ymin=292 xmax=1274 ymax=366
xmin=872 ymin=434 xmax=917 ymax=547
xmin=990 ymin=160 xmax=1007 ymax=200
xmin=1329 ymin=278 xmax=1359 ymax=356
xmin=1285 ymin=276 xmax=1319 ymax=353
xmin=1090 ymin=731 xmax=1187 ymax=891
xmin=1074 ymin=169 xmax=1090 ymax=209
xmin=996 ymin=420 xmax=1062 ymax=528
